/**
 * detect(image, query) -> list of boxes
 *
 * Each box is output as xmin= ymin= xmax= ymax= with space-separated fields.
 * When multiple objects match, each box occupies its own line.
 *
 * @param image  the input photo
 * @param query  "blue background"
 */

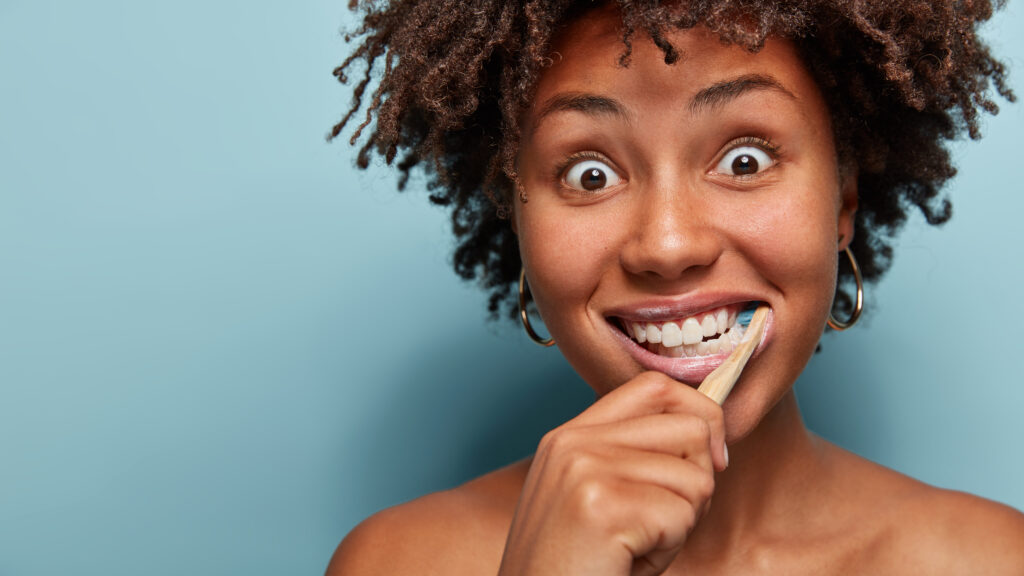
xmin=1 ymin=2 xmax=1022 ymax=574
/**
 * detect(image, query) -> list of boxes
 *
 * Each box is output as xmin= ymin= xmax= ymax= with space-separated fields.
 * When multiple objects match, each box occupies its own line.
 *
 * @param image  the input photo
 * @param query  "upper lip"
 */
xmin=603 ymin=293 xmax=766 ymax=323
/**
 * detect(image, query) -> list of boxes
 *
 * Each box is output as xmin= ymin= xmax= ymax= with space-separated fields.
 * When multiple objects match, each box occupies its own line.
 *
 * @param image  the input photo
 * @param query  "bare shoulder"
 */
xmin=891 ymin=485 xmax=1024 ymax=574
xmin=325 ymin=458 xmax=531 ymax=576
xmin=817 ymin=441 xmax=1024 ymax=574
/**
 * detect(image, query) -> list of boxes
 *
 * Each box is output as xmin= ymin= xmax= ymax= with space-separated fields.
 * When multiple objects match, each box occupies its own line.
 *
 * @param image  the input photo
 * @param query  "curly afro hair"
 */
xmin=329 ymin=0 xmax=1013 ymax=321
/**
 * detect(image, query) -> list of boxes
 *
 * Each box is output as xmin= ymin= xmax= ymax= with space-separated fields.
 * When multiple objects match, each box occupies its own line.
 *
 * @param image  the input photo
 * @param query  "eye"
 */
xmin=715 ymin=146 xmax=775 ymax=176
xmin=563 ymin=159 xmax=623 ymax=192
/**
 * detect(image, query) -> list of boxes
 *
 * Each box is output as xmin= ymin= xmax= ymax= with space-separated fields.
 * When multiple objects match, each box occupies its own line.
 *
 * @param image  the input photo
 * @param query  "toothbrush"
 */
xmin=697 ymin=305 xmax=769 ymax=405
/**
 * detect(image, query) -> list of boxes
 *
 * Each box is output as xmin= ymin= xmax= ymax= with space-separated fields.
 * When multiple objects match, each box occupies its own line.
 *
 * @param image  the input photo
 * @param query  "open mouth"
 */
xmin=613 ymin=303 xmax=753 ymax=359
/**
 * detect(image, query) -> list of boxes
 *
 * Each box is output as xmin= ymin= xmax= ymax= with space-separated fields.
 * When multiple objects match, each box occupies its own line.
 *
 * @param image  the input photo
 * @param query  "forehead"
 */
xmin=526 ymin=5 xmax=822 ymax=128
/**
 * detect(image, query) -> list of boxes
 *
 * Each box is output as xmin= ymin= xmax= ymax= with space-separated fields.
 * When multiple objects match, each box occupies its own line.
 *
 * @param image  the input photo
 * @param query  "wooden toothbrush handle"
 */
xmin=697 ymin=306 xmax=769 ymax=405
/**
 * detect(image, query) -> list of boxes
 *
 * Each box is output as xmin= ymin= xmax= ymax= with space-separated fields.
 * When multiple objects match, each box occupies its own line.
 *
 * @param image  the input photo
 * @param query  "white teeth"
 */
xmin=716 ymin=309 xmax=729 ymax=335
xmin=681 ymin=317 xmax=703 ymax=345
xmin=661 ymin=322 xmax=683 ymax=347
xmin=627 ymin=304 xmax=761 ymax=358
xmin=701 ymin=314 xmax=717 ymax=337
xmin=718 ymin=335 xmax=735 ymax=354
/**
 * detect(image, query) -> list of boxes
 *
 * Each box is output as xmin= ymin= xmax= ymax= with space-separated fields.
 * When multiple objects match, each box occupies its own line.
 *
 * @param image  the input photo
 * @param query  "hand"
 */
xmin=498 ymin=371 xmax=728 ymax=576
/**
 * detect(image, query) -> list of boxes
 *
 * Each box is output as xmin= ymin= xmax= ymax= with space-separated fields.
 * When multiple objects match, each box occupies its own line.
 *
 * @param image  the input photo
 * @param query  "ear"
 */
xmin=508 ymin=181 xmax=524 ymax=236
xmin=506 ymin=168 xmax=523 ymax=235
xmin=836 ymin=169 xmax=858 ymax=250
xmin=510 ymin=201 xmax=519 ymax=235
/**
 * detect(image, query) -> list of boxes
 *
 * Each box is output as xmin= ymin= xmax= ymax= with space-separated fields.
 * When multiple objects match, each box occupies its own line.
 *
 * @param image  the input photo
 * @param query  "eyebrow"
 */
xmin=533 ymin=93 xmax=633 ymax=127
xmin=688 ymin=73 xmax=797 ymax=114
xmin=532 ymin=73 xmax=797 ymax=129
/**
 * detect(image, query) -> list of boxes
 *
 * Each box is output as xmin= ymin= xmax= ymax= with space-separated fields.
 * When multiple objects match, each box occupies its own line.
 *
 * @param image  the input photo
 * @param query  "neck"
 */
xmin=686 ymin=391 xmax=826 ymax=552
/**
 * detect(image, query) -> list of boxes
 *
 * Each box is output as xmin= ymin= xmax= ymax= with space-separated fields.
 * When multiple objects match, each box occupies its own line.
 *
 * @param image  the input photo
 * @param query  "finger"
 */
xmin=578 ymin=413 xmax=716 ymax=473
xmin=575 ymin=447 xmax=716 ymax=508
xmin=593 ymin=479 xmax=705 ymax=574
xmin=571 ymin=373 xmax=727 ymax=470
xmin=577 ymin=372 xmax=721 ymax=425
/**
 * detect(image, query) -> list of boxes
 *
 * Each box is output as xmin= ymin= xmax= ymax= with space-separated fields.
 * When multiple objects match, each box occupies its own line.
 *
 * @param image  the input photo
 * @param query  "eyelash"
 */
xmin=551 ymin=135 xmax=783 ymax=187
xmin=553 ymin=151 xmax=613 ymax=182
xmin=722 ymin=135 xmax=781 ymax=160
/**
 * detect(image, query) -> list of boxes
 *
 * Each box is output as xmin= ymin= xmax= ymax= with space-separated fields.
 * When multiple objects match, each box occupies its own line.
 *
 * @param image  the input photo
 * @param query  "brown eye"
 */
xmin=732 ymin=154 xmax=758 ymax=175
xmin=581 ymin=168 xmax=606 ymax=190
xmin=564 ymin=158 xmax=622 ymax=192
xmin=715 ymin=146 xmax=774 ymax=176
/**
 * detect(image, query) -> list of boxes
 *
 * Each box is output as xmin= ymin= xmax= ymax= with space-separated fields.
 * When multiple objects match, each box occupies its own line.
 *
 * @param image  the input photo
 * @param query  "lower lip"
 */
xmin=609 ymin=312 xmax=774 ymax=385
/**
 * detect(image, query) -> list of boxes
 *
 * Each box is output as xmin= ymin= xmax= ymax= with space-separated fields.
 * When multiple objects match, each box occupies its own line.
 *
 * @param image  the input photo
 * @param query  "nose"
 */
xmin=619 ymin=181 xmax=722 ymax=280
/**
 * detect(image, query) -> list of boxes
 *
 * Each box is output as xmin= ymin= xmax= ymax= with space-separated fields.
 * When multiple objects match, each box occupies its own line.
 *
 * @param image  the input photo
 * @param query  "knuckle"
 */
xmin=542 ymin=429 xmax=604 ymax=483
xmin=678 ymin=502 xmax=698 ymax=529
xmin=637 ymin=372 xmax=675 ymax=402
xmin=562 ymin=448 xmax=600 ymax=482
xmin=691 ymin=417 xmax=712 ymax=443
xmin=616 ymin=523 xmax=657 ymax=557
xmin=695 ymin=472 xmax=716 ymax=501
xmin=667 ymin=414 xmax=692 ymax=438
xmin=708 ymin=405 xmax=724 ymax=436
xmin=539 ymin=426 xmax=575 ymax=456
xmin=570 ymin=477 xmax=610 ymax=522
xmin=706 ymin=404 xmax=725 ymax=432
xmin=538 ymin=428 xmax=557 ymax=452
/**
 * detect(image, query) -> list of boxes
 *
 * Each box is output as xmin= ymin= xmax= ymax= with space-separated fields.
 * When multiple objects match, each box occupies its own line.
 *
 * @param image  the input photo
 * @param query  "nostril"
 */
xmin=618 ymin=218 xmax=722 ymax=280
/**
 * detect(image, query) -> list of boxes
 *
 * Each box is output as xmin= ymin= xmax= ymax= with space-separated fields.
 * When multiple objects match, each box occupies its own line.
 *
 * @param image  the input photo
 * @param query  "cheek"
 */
xmin=518 ymin=209 xmax=615 ymax=310
xmin=741 ymin=186 xmax=840 ymax=317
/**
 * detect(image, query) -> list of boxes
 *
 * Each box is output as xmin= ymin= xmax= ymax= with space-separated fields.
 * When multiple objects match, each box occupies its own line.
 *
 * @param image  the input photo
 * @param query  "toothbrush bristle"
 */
xmin=737 ymin=303 xmax=760 ymax=327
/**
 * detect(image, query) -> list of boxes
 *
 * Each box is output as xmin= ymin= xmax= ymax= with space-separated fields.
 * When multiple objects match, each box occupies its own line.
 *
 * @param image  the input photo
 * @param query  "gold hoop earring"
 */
xmin=518 ymin=267 xmax=554 ymax=347
xmin=828 ymin=246 xmax=864 ymax=331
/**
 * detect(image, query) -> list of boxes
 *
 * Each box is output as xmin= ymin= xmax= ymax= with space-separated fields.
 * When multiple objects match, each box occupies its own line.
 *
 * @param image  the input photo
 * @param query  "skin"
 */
xmin=328 ymin=6 xmax=1024 ymax=575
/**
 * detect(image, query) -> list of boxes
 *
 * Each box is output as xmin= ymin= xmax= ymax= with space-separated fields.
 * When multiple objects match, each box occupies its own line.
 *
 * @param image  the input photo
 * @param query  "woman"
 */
xmin=327 ymin=0 xmax=1024 ymax=573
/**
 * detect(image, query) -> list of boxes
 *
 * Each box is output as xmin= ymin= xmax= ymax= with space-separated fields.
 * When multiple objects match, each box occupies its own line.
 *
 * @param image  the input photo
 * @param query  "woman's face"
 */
xmin=514 ymin=7 xmax=857 ymax=440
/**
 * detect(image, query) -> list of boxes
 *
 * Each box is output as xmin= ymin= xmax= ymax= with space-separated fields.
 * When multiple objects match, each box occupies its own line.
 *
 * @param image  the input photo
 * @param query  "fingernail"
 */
xmin=723 ymin=443 xmax=729 ymax=468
